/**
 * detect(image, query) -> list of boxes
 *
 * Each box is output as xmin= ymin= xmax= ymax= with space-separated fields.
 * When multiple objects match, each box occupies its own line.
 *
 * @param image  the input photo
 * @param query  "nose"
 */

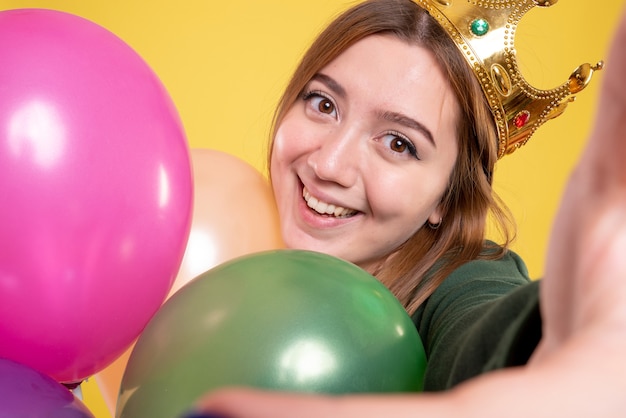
xmin=307 ymin=126 xmax=361 ymax=187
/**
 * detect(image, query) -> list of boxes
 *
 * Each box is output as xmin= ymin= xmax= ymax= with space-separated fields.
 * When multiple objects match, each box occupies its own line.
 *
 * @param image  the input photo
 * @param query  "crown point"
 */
xmin=568 ymin=62 xmax=604 ymax=93
xmin=470 ymin=18 xmax=489 ymax=37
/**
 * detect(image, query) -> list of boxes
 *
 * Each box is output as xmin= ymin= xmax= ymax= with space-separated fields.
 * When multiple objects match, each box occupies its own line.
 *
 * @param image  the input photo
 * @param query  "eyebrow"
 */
xmin=378 ymin=110 xmax=435 ymax=147
xmin=311 ymin=73 xmax=347 ymax=98
xmin=311 ymin=72 xmax=435 ymax=146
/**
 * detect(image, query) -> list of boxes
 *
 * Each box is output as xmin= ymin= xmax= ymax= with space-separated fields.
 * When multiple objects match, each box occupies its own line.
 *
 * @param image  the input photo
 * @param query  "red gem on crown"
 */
xmin=513 ymin=110 xmax=530 ymax=128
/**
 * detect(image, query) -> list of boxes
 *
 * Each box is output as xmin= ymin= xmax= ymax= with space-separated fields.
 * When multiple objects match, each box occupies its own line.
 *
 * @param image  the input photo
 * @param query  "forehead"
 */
xmin=324 ymin=34 xmax=449 ymax=90
xmin=317 ymin=34 xmax=460 ymax=144
xmin=325 ymin=34 xmax=455 ymax=99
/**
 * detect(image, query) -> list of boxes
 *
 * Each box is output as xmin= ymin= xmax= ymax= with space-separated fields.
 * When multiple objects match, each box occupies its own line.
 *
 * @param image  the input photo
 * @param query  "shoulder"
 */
xmin=412 ymin=242 xmax=534 ymax=347
xmin=412 ymin=244 xmax=541 ymax=390
xmin=430 ymin=243 xmax=531 ymax=302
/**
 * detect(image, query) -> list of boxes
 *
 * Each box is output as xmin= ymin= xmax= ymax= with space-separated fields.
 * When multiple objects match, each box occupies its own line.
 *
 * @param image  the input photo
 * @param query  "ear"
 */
xmin=427 ymin=206 xmax=444 ymax=227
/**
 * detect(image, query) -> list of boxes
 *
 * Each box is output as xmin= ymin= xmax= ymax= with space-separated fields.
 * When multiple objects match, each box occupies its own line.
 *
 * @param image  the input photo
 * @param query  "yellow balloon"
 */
xmin=170 ymin=148 xmax=284 ymax=296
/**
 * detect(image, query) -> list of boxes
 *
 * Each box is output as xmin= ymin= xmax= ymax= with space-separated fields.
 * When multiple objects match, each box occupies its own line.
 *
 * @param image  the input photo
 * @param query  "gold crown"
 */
xmin=415 ymin=0 xmax=603 ymax=158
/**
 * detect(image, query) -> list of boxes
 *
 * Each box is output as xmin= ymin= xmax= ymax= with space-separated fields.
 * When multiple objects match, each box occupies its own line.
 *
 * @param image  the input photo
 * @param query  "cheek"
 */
xmin=270 ymin=121 xmax=307 ymax=196
xmin=272 ymin=119 xmax=306 ymax=169
xmin=368 ymin=171 xmax=447 ymax=223
xmin=269 ymin=127 xmax=291 ymax=184
xmin=269 ymin=140 xmax=287 ymax=208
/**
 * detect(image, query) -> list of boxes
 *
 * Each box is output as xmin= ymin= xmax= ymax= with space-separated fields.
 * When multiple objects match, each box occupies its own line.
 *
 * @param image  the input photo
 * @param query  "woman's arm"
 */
xmin=413 ymin=252 xmax=539 ymax=390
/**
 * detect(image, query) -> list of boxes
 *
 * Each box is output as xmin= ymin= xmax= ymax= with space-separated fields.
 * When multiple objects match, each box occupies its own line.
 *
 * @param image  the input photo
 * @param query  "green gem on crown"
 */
xmin=470 ymin=18 xmax=489 ymax=36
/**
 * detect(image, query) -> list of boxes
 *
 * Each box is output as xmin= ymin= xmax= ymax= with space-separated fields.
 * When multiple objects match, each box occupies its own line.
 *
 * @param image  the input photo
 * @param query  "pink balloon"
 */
xmin=0 ymin=9 xmax=192 ymax=383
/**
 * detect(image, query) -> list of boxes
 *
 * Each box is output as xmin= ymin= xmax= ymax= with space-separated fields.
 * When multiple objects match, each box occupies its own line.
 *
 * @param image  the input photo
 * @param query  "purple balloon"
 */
xmin=0 ymin=9 xmax=193 ymax=383
xmin=0 ymin=358 xmax=94 ymax=417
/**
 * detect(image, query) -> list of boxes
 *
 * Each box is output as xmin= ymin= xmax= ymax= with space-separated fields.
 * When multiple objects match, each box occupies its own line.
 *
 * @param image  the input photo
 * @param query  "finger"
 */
xmin=579 ymin=4 xmax=626 ymax=185
xmin=539 ymin=4 xmax=626 ymax=347
xmin=193 ymin=388 xmax=450 ymax=418
xmin=193 ymin=388 xmax=337 ymax=418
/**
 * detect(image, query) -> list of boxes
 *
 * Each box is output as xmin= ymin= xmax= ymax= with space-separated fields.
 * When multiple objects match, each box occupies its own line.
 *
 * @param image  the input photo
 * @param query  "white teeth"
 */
xmin=303 ymin=188 xmax=357 ymax=218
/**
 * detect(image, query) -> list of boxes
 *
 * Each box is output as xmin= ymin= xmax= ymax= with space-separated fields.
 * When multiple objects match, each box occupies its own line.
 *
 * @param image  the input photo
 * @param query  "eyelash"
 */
xmin=301 ymin=90 xmax=337 ymax=116
xmin=301 ymin=89 xmax=419 ymax=160
xmin=385 ymin=131 xmax=419 ymax=160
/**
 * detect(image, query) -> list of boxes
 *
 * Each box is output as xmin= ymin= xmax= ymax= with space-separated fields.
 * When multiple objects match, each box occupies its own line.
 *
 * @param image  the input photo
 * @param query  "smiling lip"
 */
xmin=302 ymin=187 xmax=358 ymax=218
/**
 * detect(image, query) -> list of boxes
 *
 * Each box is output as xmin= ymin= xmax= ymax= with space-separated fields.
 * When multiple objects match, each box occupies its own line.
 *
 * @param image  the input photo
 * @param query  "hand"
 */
xmin=191 ymin=7 xmax=626 ymax=417
xmin=532 ymin=7 xmax=626 ymax=362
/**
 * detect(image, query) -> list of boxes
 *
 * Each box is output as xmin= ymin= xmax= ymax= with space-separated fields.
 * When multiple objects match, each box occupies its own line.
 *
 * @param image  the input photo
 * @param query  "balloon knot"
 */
xmin=62 ymin=380 xmax=83 ymax=390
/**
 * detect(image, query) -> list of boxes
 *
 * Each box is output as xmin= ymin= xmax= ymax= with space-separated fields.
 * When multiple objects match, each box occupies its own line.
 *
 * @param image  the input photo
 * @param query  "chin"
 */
xmin=283 ymin=233 xmax=341 ymax=258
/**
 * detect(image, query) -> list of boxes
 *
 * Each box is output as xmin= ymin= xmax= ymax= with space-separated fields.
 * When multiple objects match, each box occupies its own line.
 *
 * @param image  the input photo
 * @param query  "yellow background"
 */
xmin=1 ymin=1 xmax=623 ymax=417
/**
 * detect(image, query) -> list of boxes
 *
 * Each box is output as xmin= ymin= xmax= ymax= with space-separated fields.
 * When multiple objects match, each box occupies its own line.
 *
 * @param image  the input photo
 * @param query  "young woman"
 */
xmin=188 ymin=0 xmax=626 ymax=416
xmin=271 ymin=0 xmax=536 ymax=391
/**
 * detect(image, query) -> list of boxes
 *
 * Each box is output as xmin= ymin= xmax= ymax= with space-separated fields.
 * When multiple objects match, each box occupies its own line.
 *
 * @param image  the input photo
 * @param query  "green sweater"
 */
xmin=412 ymin=249 xmax=541 ymax=391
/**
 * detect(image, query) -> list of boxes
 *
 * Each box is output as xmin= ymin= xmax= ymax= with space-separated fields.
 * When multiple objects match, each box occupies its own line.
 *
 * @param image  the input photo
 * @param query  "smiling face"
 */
xmin=270 ymin=34 xmax=460 ymax=272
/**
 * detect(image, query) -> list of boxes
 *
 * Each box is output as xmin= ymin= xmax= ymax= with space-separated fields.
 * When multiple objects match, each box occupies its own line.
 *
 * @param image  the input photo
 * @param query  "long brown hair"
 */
xmin=269 ymin=0 xmax=514 ymax=314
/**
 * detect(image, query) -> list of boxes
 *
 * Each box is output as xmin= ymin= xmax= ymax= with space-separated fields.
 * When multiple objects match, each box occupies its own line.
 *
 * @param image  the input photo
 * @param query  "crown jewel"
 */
xmin=416 ymin=0 xmax=603 ymax=158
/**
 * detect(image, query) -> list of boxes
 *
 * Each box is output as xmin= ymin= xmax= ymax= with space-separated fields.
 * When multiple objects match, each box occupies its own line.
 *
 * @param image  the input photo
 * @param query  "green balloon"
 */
xmin=116 ymin=250 xmax=426 ymax=418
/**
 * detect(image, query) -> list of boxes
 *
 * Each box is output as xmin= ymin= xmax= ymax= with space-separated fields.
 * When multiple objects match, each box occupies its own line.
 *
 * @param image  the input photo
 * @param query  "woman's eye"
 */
xmin=302 ymin=91 xmax=337 ymax=118
xmin=390 ymin=138 xmax=407 ymax=153
xmin=316 ymin=97 xmax=335 ymax=114
xmin=383 ymin=133 xmax=419 ymax=159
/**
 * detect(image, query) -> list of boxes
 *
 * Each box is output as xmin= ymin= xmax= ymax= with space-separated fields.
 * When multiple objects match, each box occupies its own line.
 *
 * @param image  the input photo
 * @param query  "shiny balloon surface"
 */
xmin=117 ymin=250 xmax=426 ymax=418
xmin=0 ymin=357 xmax=95 ymax=417
xmin=0 ymin=9 xmax=192 ymax=382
